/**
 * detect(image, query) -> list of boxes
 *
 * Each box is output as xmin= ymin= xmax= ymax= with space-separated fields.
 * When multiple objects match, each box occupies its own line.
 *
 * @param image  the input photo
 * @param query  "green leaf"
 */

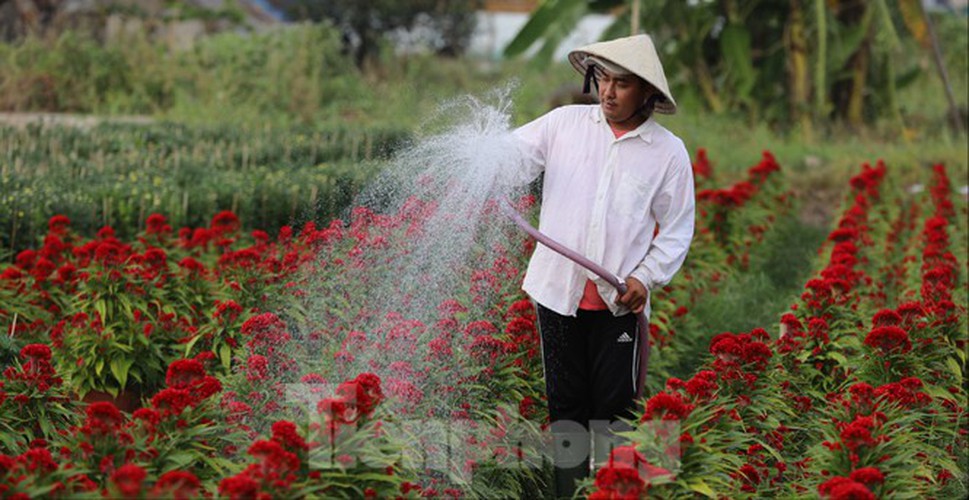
xmin=719 ymin=24 xmax=756 ymax=100
xmin=219 ymin=344 xmax=232 ymax=369
xmin=945 ymin=356 xmax=963 ymax=381
xmin=110 ymin=358 xmax=133 ymax=389
xmin=503 ymin=0 xmax=587 ymax=59
xmin=95 ymin=358 xmax=105 ymax=377
xmin=828 ymin=351 xmax=848 ymax=366
xmin=183 ymin=333 xmax=202 ymax=357
xmin=688 ymin=479 xmax=717 ymax=498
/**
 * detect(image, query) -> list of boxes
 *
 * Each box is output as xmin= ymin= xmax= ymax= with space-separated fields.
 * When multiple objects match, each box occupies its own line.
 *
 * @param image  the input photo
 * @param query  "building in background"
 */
xmin=470 ymin=0 xmax=613 ymax=60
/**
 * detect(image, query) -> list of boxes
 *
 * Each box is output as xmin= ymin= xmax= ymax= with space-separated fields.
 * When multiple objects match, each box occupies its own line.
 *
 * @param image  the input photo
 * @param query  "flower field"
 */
xmin=0 ymin=146 xmax=965 ymax=498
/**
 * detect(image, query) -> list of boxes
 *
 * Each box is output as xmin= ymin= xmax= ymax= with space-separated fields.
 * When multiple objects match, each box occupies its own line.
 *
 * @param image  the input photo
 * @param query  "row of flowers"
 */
xmin=586 ymin=160 xmax=967 ymax=498
xmin=1 ymin=190 xmax=549 ymax=497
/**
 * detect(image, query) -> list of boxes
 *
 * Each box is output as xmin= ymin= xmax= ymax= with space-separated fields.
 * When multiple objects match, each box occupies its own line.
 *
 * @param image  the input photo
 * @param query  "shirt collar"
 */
xmin=591 ymin=105 xmax=655 ymax=144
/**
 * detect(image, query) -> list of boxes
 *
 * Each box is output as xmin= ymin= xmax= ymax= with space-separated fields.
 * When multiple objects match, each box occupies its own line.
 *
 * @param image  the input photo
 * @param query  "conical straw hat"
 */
xmin=568 ymin=34 xmax=677 ymax=114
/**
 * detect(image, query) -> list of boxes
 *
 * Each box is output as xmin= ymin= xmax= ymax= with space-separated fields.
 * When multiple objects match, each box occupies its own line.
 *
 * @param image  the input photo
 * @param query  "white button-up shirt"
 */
xmin=510 ymin=104 xmax=695 ymax=317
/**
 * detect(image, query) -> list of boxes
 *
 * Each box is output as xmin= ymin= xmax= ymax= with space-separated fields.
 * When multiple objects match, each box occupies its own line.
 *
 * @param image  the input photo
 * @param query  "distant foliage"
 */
xmin=283 ymin=0 xmax=480 ymax=66
xmin=0 ymin=122 xmax=410 ymax=256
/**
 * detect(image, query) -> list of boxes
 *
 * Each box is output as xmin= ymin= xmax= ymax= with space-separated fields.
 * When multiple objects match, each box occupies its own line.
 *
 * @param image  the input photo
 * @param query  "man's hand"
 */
xmin=617 ymin=277 xmax=649 ymax=314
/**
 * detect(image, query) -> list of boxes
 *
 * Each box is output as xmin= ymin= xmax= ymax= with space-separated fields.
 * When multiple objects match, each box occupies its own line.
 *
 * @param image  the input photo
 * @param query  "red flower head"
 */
xmin=246 ymin=355 xmax=270 ymax=382
xmin=165 ymin=359 xmax=207 ymax=389
xmin=780 ymin=313 xmax=805 ymax=337
xmin=863 ymin=326 xmax=912 ymax=354
xmin=218 ymin=473 xmax=261 ymax=500
xmin=110 ymin=463 xmax=146 ymax=497
xmin=94 ymin=240 xmax=128 ymax=266
xmin=684 ymin=370 xmax=718 ymax=401
xmin=819 ymin=477 xmax=875 ymax=499
xmin=871 ymin=309 xmax=902 ymax=328
xmin=15 ymin=249 xmax=37 ymax=270
xmin=145 ymin=213 xmax=171 ymax=235
xmin=248 ymin=439 xmax=301 ymax=477
xmin=271 ymin=420 xmax=309 ymax=453
xmin=151 ymin=470 xmax=200 ymax=500
xmin=317 ymin=397 xmax=358 ymax=424
xmin=211 ymin=210 xmax=241 ymax=234
xmin=48 ymin=215 xmax=71 ymax=235
xmin=82 ymin=402 xmax=125 ymax=437
xmin=643 ymin=392 xmax=694 ymax=422
xmin=20 ymin=344 xmax=52 ymax=363
xmin=849 ymin=467 xmax=885 ymax=489
xmin=151 ymin=388 xmax=195 ymax=417
xmin=177 ymin=257 xmax=206 ymax=277
xmin=333 ymin=373 xmax=384 ymax=418
xmin=17 ymin=448 xmax=58 ymax=475
xmin=593 ymin=465 xmax=646 ymax=498
xmin=838 ymin=416 xmax=878 ymax=452
xmin=710 ymin=333 xmax=743 ymax=362
xmin=692 ymin=148 xmax=712 ymax=179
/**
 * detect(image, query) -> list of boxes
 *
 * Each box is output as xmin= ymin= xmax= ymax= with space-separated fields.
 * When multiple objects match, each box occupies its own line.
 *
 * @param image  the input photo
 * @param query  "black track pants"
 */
xmin=537 ymin=303 xmax=640 ymax=426
xmin=537 ymin=303 xmax=640 ymax=498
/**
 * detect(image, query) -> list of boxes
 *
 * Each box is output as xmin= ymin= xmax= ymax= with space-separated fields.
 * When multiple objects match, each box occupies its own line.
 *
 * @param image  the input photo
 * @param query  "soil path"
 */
xmin=0 ymin=112 xmax=153 ymax=129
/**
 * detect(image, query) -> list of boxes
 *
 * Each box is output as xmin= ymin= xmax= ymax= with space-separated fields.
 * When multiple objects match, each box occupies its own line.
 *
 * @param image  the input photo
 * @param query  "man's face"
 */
xmin=597 ymin=71 xmax=650 ymax=128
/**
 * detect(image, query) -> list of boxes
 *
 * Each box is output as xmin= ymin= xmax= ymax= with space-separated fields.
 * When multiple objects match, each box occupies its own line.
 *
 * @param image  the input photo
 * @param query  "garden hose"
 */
xmin=499 ymin=198 xmax=651 ymax=400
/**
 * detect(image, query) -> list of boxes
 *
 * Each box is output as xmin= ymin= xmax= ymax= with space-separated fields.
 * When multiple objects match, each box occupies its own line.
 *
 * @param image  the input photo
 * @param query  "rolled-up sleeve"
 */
xmin=629 ymin=152 xmax=695 ymax=290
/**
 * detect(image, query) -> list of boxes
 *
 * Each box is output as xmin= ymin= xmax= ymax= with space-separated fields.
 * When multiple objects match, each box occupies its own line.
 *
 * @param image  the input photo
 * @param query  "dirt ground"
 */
xmin=0 ymin=112 xmax=153 ymax=129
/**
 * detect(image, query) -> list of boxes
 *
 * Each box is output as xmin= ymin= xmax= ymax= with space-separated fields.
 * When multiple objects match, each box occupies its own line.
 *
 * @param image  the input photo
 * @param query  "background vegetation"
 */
xmin=0 ymin=10 xmax=965 ymax=256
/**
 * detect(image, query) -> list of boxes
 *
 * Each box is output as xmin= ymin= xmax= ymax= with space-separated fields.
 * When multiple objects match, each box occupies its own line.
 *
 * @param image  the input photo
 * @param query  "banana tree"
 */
xmin=504 ymin=0 xmax=941 ymax=132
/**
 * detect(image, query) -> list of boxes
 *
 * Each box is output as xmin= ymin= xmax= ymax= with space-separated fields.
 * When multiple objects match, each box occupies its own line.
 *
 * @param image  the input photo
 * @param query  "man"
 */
xmin=511 ymin=34 xmax=695 ymax=497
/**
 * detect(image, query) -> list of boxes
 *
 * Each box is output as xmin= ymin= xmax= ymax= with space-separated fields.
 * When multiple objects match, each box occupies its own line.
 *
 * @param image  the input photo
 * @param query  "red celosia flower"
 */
xmin=317 ymin=397 xmax=358 ymax=424
xmin=710 ymin=333 xmax=743 ymax=361
xmin=151 ymin=388 xmax=195 ymax=416
xmin=110 ymin=463 xmax=146 ymax=497
xmin=214 ymin=300 xmax=244 ymax=324
xmin=248 ymin=439 xmax=301 ymax=477
xmin=871 ymin=309 xmax=902 ymax=327
xmin=271 ymin=420 xmax=309 ymax=453
xmin=692 ymin=148 xmax=713 ymax=179
xmin=839 ymin=416 xmax=877 ymax=452
xmin=17 ymin=448 xmax=58 ymax=475
xmin=863 ymin=326 xmax=912 ymax=354
xmin=151 ymin=470 xmax=200 ymax=500
xmin=20 ymin=344 xmax=51 ymax=362
xmin=849 ymin=467 xmax=884 ymax=488
xmin=177 ymin=257 xmax=206 ymax=277
xmin=211 ymin=210 xmax=241 ymax=234
xmin=193 ymin=376 xmax=223 ymax=400
xmin=684 ymin=371 xmax=718 ymax=401
xmin=145 ymin=213 xmax=171 ymax=235
xmin=48 ymin=215 xmax=71 ymax=235
xmin=592 ymin=464 xmax=646 ymax=498
xmin=15 ymin=250 xmax=36 ymax=269
xmin=246 ymin=355 xmax=269 ymax=382
xmin=165 ymin=359 xmax=207 ymax=389
xmin=132 ymin=408 xmax=162 ymax=427
xmin=437 ymin=299 xmax=468 ymax=317
xmin=827 ymin=480 xmax=876 ymax=500
xmin=218 ymin=473 xmax=261 ymax=500
xmin=643 ymin=392 xmax=694 ymax=421
xmin=82 ymin=402 xmax=125 ymax=437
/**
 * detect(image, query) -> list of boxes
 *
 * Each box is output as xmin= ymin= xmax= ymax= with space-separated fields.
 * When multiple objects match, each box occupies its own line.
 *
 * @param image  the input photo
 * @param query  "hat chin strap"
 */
xmin=582 ymin=64 xmax=597 ymax=94
xmin=638 ymin=93 xmax=663 ymax=120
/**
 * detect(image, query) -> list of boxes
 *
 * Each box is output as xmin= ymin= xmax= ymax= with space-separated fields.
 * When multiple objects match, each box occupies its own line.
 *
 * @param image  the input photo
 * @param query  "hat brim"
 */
xmin=567 ymin=49 xmax=676 ymax=115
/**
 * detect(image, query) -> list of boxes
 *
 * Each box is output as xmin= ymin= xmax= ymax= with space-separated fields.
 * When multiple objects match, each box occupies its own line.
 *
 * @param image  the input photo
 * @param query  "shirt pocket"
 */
xmin=613 ymin=172 xmax=651 ymax=218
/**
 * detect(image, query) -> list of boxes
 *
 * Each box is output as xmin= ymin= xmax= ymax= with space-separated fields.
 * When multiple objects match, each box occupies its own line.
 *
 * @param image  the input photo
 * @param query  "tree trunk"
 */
xmin=12 ymin=0 xmax=40 ymax=32
xmin=846 ymin=41 xmax=869 ymax=127
xmin=813 ymin=0 xmax=827 ymax=121
xmin=694 ymin=58 xmax=724 ymax=114
xmin=786 ymin=0 xmax=813 ymax=138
